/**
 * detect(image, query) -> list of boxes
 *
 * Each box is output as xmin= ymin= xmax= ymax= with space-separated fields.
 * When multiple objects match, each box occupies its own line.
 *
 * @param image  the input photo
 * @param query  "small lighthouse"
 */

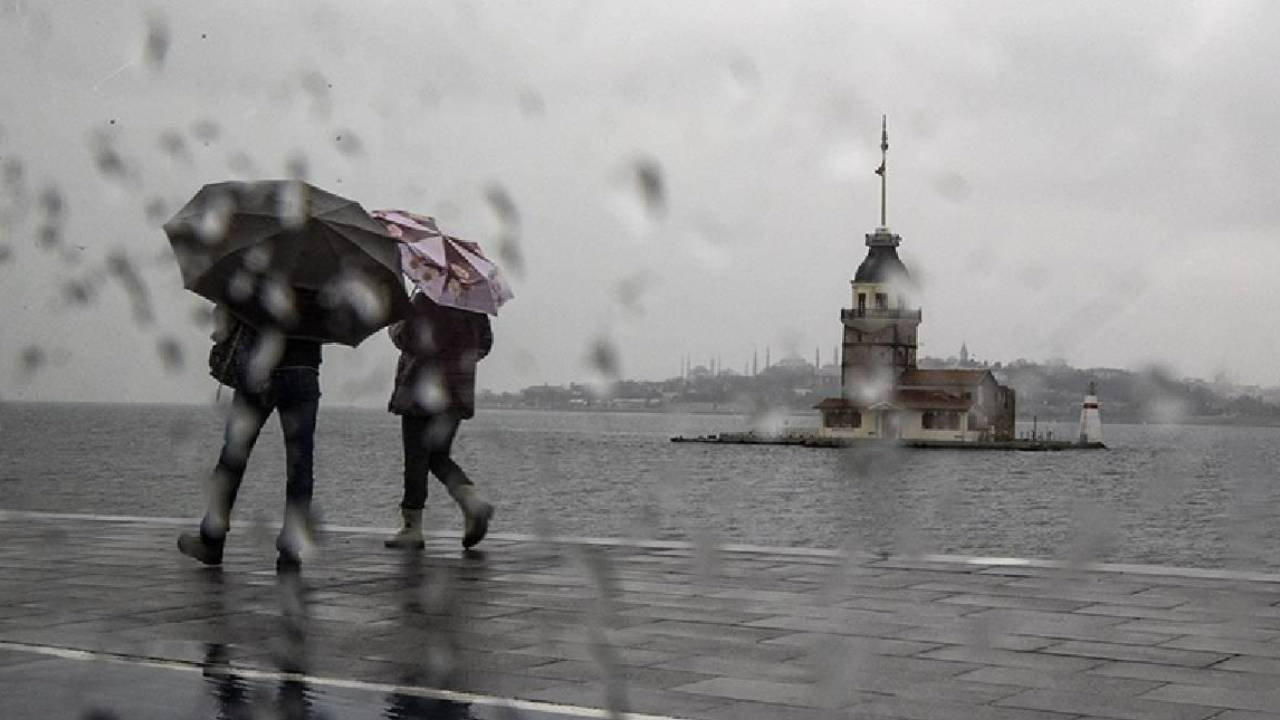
xmin=1078 ymin=382 xmax=1103 ymax=445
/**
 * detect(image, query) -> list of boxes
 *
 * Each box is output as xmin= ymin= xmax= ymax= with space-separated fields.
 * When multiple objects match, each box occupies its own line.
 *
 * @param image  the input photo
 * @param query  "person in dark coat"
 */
xmin=178 ymin=303 xmax=323 ymax=571
xmin=385 ymin=292 xmax=494 ymax=550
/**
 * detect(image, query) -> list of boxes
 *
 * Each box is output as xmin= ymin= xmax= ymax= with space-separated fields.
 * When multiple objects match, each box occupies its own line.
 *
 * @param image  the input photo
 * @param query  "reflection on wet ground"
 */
xmin=0 ymin=651 xmax=575 ymax=719
xmin=6 ymin=510 xmax=1280 ymax=720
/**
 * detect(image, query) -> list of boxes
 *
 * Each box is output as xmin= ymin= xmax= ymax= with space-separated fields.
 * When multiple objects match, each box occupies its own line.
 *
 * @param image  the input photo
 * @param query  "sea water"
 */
xmin=2 ymin=401 xmax=1278 ymax=570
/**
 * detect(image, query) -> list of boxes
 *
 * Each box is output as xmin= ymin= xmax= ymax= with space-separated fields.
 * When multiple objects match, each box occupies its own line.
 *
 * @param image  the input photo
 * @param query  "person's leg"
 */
xmin=179 ymin=390 xmax=271 ymax=564
xmin=385 ymin=415 xmax=430 ymax=549
xmin=424 ymin=412 xmax=493 ymax=549
xmin=274 ymin=368 xmax=320 ymax=568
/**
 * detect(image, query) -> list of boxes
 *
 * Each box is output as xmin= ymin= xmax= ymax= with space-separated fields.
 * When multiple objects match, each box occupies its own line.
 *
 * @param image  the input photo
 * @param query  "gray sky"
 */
xmin=2 ymin=0 xmax=1278 ymax=405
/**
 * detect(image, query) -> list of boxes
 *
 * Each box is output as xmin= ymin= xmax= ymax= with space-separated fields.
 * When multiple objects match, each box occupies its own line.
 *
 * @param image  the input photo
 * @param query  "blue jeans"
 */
xmin=203 ymin=367 xmax=320 ymax=537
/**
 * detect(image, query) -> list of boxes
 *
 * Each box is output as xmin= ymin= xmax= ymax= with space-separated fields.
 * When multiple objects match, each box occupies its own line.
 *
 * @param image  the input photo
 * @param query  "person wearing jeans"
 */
xmin=384 ymin=292 xmax=494 ymax=550
xmin=179 ymin=311 xmax=323 ymax=571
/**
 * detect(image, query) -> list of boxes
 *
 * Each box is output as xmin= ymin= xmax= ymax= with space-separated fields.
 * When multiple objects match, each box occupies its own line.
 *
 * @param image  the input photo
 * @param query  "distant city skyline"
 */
xmin=4 ymin=2 xmax=1280 ymax=405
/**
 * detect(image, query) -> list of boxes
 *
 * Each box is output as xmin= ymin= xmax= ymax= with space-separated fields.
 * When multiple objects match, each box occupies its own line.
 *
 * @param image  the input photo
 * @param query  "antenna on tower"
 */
xmin=874 ymin=115 xmax=889 ymax=229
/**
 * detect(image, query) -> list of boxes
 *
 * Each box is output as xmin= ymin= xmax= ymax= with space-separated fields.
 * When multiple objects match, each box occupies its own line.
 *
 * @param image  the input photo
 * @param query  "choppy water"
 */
xmin=3 ymin=402 xmax=1279 ymax=570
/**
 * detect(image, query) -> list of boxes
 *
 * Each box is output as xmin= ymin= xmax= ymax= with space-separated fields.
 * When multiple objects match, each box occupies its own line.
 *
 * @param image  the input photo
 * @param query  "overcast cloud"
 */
xmin=2 ymin=0 xmax=1278 ymax=405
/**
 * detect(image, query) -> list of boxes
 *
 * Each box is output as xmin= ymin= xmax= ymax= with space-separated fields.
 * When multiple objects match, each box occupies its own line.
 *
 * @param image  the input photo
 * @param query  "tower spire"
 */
xmin=875 ymin=115 xmax=889 ymax=229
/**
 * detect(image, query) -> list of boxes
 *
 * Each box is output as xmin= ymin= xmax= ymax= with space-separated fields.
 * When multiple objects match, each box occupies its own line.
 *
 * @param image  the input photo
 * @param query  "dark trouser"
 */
xmin=399 ymin=412 xmax=471 ymax=510
xmin=203 ymin=368 xmax=320 ymax=537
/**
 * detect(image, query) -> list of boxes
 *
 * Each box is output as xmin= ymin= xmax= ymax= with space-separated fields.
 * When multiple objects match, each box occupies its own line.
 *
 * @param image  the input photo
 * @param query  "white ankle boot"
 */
xmin=384 ymin=508 xmax=425 ymax=549
xmin=450 ymin=486 xmax=493 ymax=549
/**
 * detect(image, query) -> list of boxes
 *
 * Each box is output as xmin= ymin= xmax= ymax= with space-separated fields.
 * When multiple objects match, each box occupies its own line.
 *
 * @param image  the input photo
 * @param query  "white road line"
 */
xmin=0 ymin=640 xmax=691 ymax=720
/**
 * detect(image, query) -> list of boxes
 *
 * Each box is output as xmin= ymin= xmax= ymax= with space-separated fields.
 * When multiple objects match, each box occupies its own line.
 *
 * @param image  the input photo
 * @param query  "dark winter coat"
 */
xmin=387 ymin=294 xmax=493 ymax=419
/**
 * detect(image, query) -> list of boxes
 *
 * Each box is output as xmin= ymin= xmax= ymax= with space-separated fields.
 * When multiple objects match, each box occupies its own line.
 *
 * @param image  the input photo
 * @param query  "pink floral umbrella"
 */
xmin=370 ymin=209 xmax=514 ymax=316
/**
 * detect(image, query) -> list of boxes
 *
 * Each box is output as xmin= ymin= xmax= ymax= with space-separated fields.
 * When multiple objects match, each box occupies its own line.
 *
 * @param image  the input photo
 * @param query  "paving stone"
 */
xmin=1114 ymin=619 xmax=1280 ymax=641
xmin=520 ymin=658 xmax=716 ymax=689
xmin=522 ymin=680 xmax=729 ymax=717
xmin=918 ymin=645 xmax=1101 ymax=673
xmin=996 ymin=688 xmax=1220 ymax=720
xmin=848 ymin=695 xmax=1087 ymax=720
xmin=1209 ymin=711 xmax=1280 ymax=720
xmin=1039 ymin=640 xmax=1230 ymax=667
xmin=1141 ymin=684 xmax=1280 ymax=713
xmin=1088 ymin=660 xmax=1280 ymax=691
xmin=954 ymin=665 xmax=1164 ymax=696
xmin=1211 ymin=655 xmax=1280 ymax=675
xmin=669 ymin=676 xmax=843 ymax=708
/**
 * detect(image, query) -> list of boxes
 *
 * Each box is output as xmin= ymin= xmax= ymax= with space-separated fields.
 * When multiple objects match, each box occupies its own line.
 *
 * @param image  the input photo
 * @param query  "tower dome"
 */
xmin=853 ymin=234 xmax=911 ymax=284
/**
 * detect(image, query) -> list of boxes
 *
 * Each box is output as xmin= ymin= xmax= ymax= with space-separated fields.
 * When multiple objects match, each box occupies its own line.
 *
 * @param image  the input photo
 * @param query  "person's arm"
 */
xmin=475 ymin=315 xmax=494 ymax=360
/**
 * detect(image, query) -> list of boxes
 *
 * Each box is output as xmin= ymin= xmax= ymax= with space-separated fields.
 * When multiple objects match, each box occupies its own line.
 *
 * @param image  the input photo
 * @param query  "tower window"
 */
xmin=874 ymin=293 xmax=888 ymax=310
xmin=857 ymin=293 xmax=866 ymax=313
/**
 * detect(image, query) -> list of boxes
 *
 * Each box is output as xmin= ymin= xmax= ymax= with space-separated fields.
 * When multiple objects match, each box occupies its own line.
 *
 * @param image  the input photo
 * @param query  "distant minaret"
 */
xmin=814 ymin=347 xmax=820 ymax=371
xmin=1078 ymin=382 xmax=1103 ymax=445
xmin=959 ymin=342 xmax=970 ymax=366
xmin=765 ymin=346 xmax=771 ymax=369
xmin=752 ymin=348 xmax=758 ymax=376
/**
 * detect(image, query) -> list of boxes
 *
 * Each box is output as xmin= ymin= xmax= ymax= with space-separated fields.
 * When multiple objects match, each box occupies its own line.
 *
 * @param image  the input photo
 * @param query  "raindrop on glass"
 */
xmin=89 ymin=131 xmax=130 ymax=182
xmin=19 ymin=345 xmax=45 ymax=375
xmin=334 ymin=130 xmax=362 ymax=156
xmin=62 ymin=279 xmax=94 ymax=305
xmin=143 ymin=197 xmax=169 ymax=225
xmin=143 ymin=10 xmax=170 ymax=70
xmin=106 ymin=251 xmax=154 ymax=325
xmin=158 ymin=130 xmax=188 ymax=162
xmin=587 ymin=337 xmax=621 ymax=381
xmin=157 ymin=336 xmax=184 ymax=372
xmin=285 ymin=153 xmax=309 ymax=180
xmin=37 ymin=185 xmax=64 ymax=219
xmin=191 ymin=119 xmax=220 ymax=144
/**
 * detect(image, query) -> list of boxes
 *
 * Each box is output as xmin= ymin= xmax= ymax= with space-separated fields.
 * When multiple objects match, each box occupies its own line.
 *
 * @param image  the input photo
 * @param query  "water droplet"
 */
xmin=934 ymin=172 xmax=971 ymax=202
xmin=614 ymin=272 xmax=651 ymax=317
xmin=608 ymin=157 xmax=666 ymax=241
xmin=334 ymin=130 xmax=362 ymax=155
xmin=157 ymin=336 xmax=183 ymax=372
xmin=517 ymin=90 xmax=545 ymax=117
xmin=196 ymin=189 xmax=235 ymax=244
xmin=285 ymin=153 xmax=309 ymax=180
xmin=156 ymin=130 xmax=187 ymax=162
xmin=692 ymin=529 xmax=721 ymax=580
xmin=276 ymin=181 xmax=307 ymax=229
xmin=89 ymin=131 xmax=131 ymax=183
xmin=35 ymin=224 xmax=60 ymax=249
xmin=226 ymin=151 xmax=256 ymax=178
xmin=586 ymin=337 xmax=621 ymax=383
xmin=412 ymin=370 xmax=449 ymax=413
xmin=18 ymin=345 xmax=44 ymax=375
xmin=62 ymin=279 xmax=94 ymax=305
xmin=38 ymin=185 xmax=63 ymax=219
xmin=191 ymin=119 xmax=220 ymax=144
xmin=723 ymin=53 xmax=760 ymax=106
xmin=143 ymin=197 xmax=170 ymax=225
xmin=300 ymin=70 xmax=331 ymax=118
xmin=144 ymin=11 xmax=169 ymax=70
xmin=106 ymin=251 xmax=154 ymax=325
xmin=0 ymin=245 xmax=12 ymax=264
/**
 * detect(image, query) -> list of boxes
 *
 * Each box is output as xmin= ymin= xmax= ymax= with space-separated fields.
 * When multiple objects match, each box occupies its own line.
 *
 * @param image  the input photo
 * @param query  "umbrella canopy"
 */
xmin=165 ymin=180 xmax=411 ymax=346
xmin=371 ymin=208 xmax=514 ymax=316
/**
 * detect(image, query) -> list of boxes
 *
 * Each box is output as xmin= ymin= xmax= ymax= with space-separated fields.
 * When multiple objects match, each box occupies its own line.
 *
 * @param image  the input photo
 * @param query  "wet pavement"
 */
xmin=4 ymin=510 xmax=1280 ymax=719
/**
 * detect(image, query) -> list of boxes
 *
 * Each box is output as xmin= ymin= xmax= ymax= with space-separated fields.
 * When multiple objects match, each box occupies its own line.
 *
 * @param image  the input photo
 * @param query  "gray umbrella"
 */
xmin=165 ymin=180 xmax=411 ymax=346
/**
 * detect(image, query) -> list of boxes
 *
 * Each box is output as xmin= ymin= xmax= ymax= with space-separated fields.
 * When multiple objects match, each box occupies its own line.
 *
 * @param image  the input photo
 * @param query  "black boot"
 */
xmin=178 ymin=530 xmax=225 ymax=566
